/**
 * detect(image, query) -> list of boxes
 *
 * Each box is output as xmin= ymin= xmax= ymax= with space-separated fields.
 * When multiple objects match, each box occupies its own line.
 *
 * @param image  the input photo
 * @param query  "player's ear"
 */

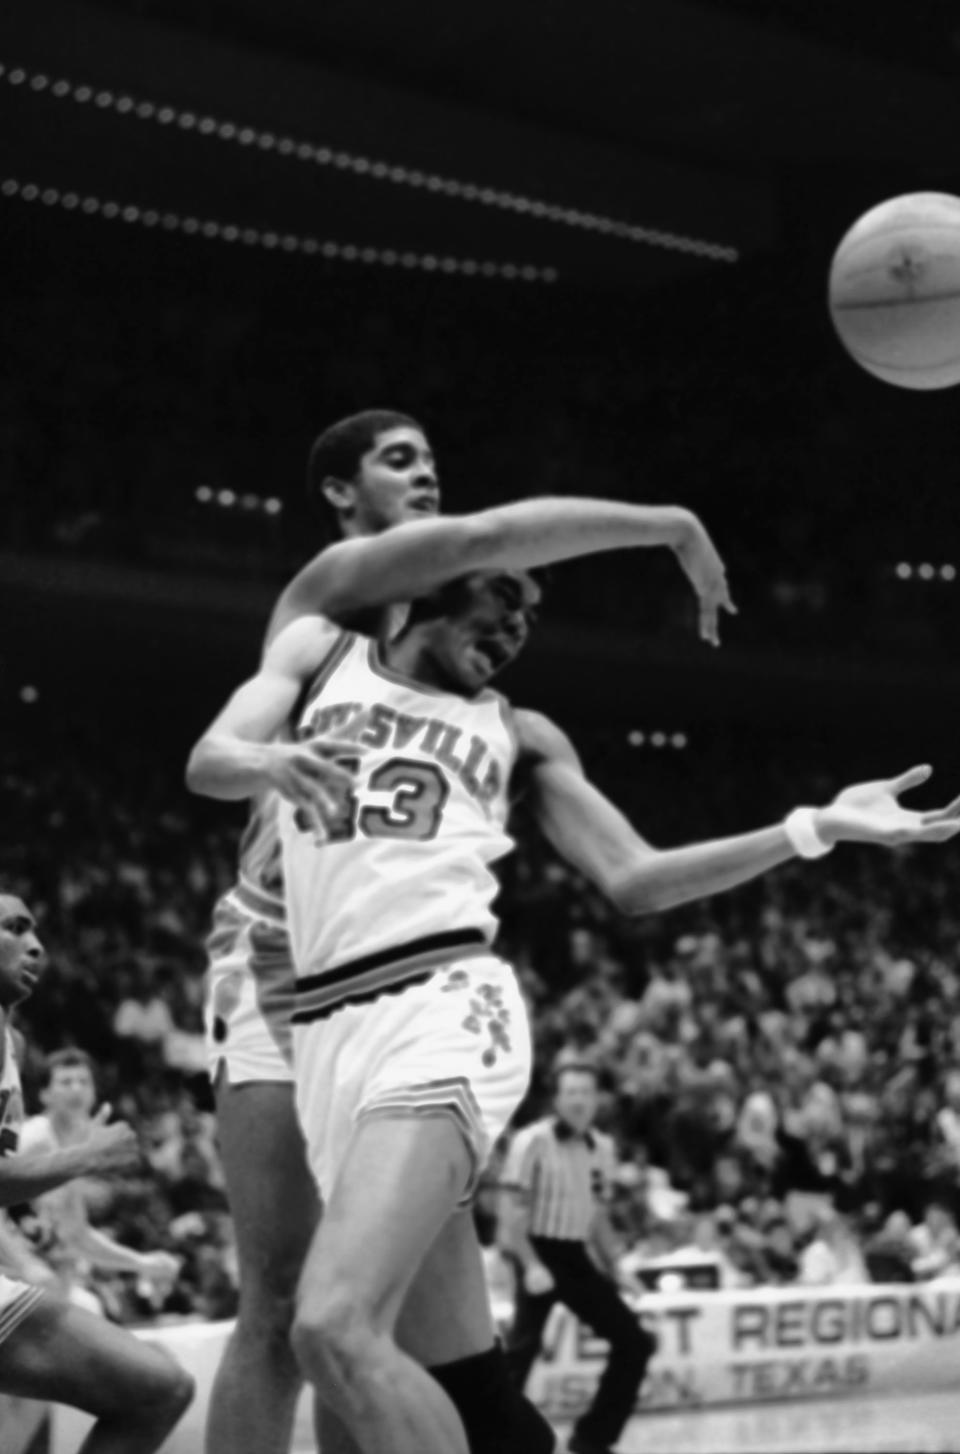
xmin=321 ymin=474 xmax=355 ymax=515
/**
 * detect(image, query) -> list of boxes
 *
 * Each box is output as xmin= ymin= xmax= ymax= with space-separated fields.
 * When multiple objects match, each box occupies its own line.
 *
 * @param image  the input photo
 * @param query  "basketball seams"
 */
xmin=829 ymin=194 xmax=960 ymax=385
xmin=831 ymin=291 xmax=960 ymax=313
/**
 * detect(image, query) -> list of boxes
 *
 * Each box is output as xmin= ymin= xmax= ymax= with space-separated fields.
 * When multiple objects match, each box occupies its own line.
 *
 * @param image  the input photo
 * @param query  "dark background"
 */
xmin=3 ymin=0 xmax=960 ymax=777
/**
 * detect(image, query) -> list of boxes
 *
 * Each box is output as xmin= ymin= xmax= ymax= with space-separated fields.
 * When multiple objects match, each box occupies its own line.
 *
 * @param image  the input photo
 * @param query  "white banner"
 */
xmin=48 ymin=1280 xmax=960 ymax=1450
xmin=523 ymin=1280 xmax=960 ymax=1421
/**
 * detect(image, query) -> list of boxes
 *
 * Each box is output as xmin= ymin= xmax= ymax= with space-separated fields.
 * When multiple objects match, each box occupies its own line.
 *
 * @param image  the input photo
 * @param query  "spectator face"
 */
xmin=554 ymin=1068 xmax=599 ymax=1134
xmin=711 ymin=1092 xmax=737 ymax=1131
xmin=885 ymin=1211 xmax=911 ymax=1239
xmin=44 ymin=1063 xmax=96 ymax=1120
xmin=925 ymin=1203 xmax=957 ymax=1239
xmin=714 ymin=1154 xmax=745 ymax=1201
xmin=767 ymin=1223 xmax=795 ymax=1259
xmin=694 ymin=1214 xmax=720 ymax=1251
xmin=0 ymin=896 xmax=45 ymax=1008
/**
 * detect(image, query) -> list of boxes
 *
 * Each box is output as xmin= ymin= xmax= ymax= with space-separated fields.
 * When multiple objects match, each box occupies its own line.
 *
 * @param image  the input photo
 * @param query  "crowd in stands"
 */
xmin=5 ymin=708 xmax=960 ymax=1327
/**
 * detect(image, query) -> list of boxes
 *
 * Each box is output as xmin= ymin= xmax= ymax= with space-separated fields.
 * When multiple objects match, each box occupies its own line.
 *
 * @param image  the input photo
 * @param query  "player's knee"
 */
xmin=134 ymin=1346 xmax=195 ymax=1423
xmin=291 ymin=1293 xmax=374 ymax=1391
xmin=236 ymin=1281 xmax=298 ymax=1343
xmin=164 ymin=1362 xmax=196 ymax=1420
xmin=246 ymin=1238 xmax=305 ymax=1308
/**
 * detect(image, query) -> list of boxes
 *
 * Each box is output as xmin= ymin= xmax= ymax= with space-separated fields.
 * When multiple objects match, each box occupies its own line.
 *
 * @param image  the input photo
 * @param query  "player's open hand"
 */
xmin=85 ymin=1105 xmax=142 ymax=1175
xmin=523 ymin=1263 xmax=556 ymax=1295
xmin=264 ymin=738 xmax=358 ymax=820
xmin=138 ymin=1250 xmax=182 ymax=1287
xmin=816 ymin=765 xmax=960 ymax=848
xmin=673 ymin=516 xmax=737 ymax=647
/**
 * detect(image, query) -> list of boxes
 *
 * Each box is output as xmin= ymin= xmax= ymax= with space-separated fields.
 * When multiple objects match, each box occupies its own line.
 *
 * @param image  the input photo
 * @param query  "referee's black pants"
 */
xmin=504 ymin=1237 xmax=656 ymax=1448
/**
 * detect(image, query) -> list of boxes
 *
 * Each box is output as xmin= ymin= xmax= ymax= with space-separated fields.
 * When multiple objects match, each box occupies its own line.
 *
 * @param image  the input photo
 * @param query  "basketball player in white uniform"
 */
xmin=0 ymin=893 xmax=195 ymax=1451
xmin=191 ymin=546 xmax=960 ymax=1454
xmin=196 ymin=409 xmax=735 ymax=1454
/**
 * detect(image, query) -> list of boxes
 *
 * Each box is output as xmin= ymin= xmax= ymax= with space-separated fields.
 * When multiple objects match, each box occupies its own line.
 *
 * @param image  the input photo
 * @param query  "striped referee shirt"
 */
xmin=502 ymin=1116 xmax=617 ymax=1241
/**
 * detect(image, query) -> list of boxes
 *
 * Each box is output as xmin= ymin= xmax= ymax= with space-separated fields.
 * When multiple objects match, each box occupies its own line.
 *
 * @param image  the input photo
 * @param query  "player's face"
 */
xmin=45 ymin=1065 xmax=96 ymax=1120
xmin=0 ymin=896 xmax=44 ymax=1008
xmin=554 ymin=1071 xmax=599 ymax=1133
xmin=430 ymin=572 xmax=541 ymax=694
xmin=351 ymin=427 xmax=440 ymax=532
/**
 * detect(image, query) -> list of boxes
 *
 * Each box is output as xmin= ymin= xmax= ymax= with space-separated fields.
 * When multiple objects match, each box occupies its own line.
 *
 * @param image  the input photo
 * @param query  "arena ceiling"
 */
xmin=3 ymin=0 xmax=960 ymax=294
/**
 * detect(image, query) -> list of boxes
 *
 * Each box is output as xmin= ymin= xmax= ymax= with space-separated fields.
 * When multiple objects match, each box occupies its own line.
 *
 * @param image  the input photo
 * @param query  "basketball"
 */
xmin=828 ymin=192 xmax=960 ymax=389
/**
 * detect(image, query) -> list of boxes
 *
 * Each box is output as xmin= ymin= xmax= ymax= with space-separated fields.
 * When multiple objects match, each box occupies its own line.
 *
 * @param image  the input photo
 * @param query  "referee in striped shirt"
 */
xmin=499 ymin=1061 xmax=655 ymax=1454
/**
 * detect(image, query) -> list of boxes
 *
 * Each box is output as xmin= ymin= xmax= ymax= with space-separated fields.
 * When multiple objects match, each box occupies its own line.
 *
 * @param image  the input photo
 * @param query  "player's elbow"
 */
xmin=184 ymin=740 xmax=215 ymax=797
xmin=606 ymin=860 xmax=664 ymax=917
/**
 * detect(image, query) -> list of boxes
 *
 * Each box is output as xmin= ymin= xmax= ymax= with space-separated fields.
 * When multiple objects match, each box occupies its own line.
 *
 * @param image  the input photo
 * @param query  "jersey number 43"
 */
xmin=295 ymin=755 xmax=450 ymax=844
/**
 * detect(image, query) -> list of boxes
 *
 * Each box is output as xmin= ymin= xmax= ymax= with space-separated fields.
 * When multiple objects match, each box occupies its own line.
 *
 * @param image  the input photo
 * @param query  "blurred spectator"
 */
xmin=797 ymin=1203 xmax=868 ymax=1287
xmin=909 ymin=1199 xmax=960 ymax=1279
xmin=864 ymin=1210 xmax=915 ymax=1284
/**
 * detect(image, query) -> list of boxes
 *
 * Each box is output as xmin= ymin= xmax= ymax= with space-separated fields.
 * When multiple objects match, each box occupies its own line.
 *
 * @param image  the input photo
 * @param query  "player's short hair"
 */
xmin=399 ymin=576 xmax=475 ymax=634
xmin=305 ymin=408 xmax=423 ymax=534
xmin=399 ymin=569 xmax=547 ymax=637
xmin=41 ymin=1048 xmax=96 ymax=1088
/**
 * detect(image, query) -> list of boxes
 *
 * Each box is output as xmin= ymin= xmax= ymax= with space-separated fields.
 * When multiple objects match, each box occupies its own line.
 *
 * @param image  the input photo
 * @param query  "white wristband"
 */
xmin=783 ymin=807 xmax=833 ymax=859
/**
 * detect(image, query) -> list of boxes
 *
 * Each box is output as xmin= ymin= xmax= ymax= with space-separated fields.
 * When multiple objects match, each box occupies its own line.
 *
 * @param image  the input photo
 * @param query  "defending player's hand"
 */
xmin=673 ymin=515 xmax=736 ymax=647
xmin=138 ymin=1250 xmax=182 ymax=1287
xmin=85 ymin=1105 xmax=142 ymax=1174
xmin=815 ymin=765 xmax=960 ymax=848
xmin=523 ymin=1262 xmax=556 ymax=1295
xmin=263 ymin=738 xmax=358 ymax=820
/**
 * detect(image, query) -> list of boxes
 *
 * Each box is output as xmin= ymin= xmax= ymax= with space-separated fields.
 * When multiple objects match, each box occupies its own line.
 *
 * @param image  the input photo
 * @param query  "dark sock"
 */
xmin=429 ymin=1342 xmax=556 ymax=1454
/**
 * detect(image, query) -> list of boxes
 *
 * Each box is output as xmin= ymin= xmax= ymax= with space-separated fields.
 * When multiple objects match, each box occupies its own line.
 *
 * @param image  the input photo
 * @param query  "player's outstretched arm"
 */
xmin=185 ymin=615 xmax=355 ymax=813
xmin=0 ymin=1107 xmax=140 ymax=1208
xmin=285 ymin=498 xmax=735 ymax=645
xmin=517 ymin=714 xmax=960 ymax=915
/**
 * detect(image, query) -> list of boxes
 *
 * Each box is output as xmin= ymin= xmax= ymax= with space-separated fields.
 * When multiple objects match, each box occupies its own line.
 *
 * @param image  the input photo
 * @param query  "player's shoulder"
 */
xmin=0 ymin=1012 xmax=15 ymax=1065
xmin=263 ymin=612 xmax=354 ymax=673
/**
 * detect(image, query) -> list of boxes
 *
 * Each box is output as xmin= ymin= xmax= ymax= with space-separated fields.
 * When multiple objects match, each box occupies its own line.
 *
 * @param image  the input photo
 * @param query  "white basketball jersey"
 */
xmin=280 ymin=631 xmax=518 ymax=1023
xmin=0 ymin=1027 xmax=24 ymax=1157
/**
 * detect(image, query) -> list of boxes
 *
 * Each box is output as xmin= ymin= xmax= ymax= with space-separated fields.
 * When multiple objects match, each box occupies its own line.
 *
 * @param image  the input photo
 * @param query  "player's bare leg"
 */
xmin=0 ymin=1297 xmax=193 ymax=1453
xmin=395 ymin=1208 xmax=496 ymax=1362
xmin=315 ymin=1210 xmax=505 ymax=1454
xmin=205 ymin=1077 xmax=320 ymax=1454
xmin=292 ymin=1113 xmax=478 ymax=1454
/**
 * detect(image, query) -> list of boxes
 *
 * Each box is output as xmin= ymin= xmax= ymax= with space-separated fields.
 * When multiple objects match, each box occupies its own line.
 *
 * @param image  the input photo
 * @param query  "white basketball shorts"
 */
xmin=293 ymin=953 xmax=532 ymax=1204
xmin=0 ymin=1275 xmax=44 ymax=1346
xmin=203 ymin=898 xmax=296 ymax=1085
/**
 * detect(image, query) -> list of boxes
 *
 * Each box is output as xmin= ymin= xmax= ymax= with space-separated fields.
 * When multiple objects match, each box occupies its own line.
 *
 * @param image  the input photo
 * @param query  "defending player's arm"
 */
xmin=63 ymin=1214 xmax=179 ymax=1282
xmin=185 ymin=615 xmax=355 ymax=814
xmin=516 ymin=713 xmax=960 ymax=915
xmin=0 ymin=1108 xmax=140 ymax=1209
xmin=279 ymin=498 xmax=735 ymax=645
